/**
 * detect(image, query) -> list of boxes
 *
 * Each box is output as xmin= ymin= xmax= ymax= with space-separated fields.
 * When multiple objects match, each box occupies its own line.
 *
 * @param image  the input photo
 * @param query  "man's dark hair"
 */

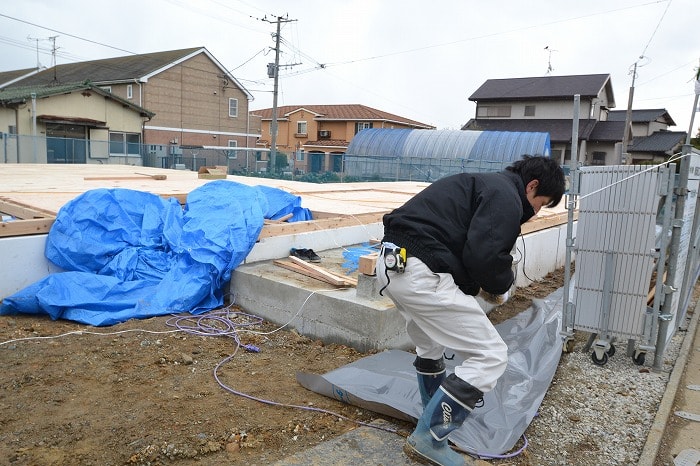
xmin=506 ymin=155 xmax=566 ymax=207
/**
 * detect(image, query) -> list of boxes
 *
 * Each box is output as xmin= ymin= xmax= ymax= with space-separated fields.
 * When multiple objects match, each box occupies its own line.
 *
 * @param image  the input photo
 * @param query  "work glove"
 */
xmin=478 ymin=289 xmax=510 ymax=306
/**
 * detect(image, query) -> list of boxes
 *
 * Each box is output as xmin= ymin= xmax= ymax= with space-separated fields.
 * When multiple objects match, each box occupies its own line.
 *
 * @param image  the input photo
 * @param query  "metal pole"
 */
xmin=620 ymin=62 xmax=638 ymax=164
xmin=31 ymin=92 xmax=37 ymax=163
xmin=562 ymin=94 xmax=580 ymax=342
xmin=687 ymin=93 xmax=699 ymax=145
xmin=268 ymin=17 xmax=282 ymax=175
xmin=653 ymin=150 xmax=690 ymax=368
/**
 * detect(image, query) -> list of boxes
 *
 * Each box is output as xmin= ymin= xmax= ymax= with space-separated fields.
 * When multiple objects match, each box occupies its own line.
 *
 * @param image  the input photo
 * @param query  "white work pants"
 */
xmin=376 ymin=253 xmax=508 ymax=393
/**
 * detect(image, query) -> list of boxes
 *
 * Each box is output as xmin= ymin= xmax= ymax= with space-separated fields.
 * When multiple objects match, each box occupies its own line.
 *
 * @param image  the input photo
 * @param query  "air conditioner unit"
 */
xmin=318 ymin=130 xmax=331 ymax=139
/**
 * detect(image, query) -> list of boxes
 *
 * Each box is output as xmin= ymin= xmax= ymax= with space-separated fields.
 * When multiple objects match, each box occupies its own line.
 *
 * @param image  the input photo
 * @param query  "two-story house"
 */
xmin=607 ymin=109 xmax=686 ymax=164
xmin=463 ymin=73 xmax=686 ymax=166
xmin=463 ymin=74 xmax=620 ymax=165
xmin=1 ymin=47 xmax=260 ymax=168
xmin=251 ymin=104 xmax=434 ymax=174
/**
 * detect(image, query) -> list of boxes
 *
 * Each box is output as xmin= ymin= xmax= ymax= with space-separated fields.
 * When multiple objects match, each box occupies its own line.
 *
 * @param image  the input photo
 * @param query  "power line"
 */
xmin=0 ymin=13 xmax=136 ymax=55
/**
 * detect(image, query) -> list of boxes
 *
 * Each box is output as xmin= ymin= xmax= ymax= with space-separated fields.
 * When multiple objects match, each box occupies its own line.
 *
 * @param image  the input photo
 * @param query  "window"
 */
xmin=109 ymin=132 xmax=141 ymax=156
xmin=476 ymin=106 xmax=511 ymax=118
xmin=296 ymin=150 xmax=305 ymax=161
xmin=8 ymin=125 xmax=17 ymax=135
xmin=127 ymin=84 xmax=133 ymax=99
xmin=100 ymin=86 xmax=112 ymax=93
xmin=524 ymin=105 xmax=535 ymax=116
xmin=355 ymin=122 xmax=372 ymax=134
xmin=228 ymin=98 xmax=238 ymax=117
xmin=296 ymin=121 xmax=307 ymax=136
xmin=227 ymin=140 xmax=237 ymax=159
xmin=592 ymin=151 xmax=606 ymax=166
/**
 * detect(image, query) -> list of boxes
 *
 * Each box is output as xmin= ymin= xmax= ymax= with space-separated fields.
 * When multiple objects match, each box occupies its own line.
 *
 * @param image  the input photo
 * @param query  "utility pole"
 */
xmin=620 ymin=60 xmax=639 ymax=164
xmin=687 ymin=61 xmax=700 ymax=145
xmin=262 ymin=15 xmax=298 ymax=174
xmin=268 ymin=17 xmax=282 ymax=174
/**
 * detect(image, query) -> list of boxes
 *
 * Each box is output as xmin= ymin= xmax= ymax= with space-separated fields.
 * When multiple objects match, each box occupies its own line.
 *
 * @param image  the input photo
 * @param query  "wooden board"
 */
xmin=274 ymin=257 xmax=357 ymax=287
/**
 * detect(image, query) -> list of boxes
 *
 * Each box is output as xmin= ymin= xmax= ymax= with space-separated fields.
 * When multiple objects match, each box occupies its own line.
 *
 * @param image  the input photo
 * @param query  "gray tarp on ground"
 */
xmin=297 ymin=288 xmax=563 ymax=457
xmin=0 ymin=180 xmax=312 ymax=326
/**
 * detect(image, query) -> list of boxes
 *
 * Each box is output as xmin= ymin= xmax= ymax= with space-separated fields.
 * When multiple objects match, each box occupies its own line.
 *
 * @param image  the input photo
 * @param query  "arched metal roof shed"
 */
xmin=344 ymin=128 xmax=551 ymax=181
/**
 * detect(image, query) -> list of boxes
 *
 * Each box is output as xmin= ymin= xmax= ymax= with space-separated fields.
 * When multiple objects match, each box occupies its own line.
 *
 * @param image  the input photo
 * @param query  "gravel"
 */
xmin=510 ymin=325 xmax=685 ymax=466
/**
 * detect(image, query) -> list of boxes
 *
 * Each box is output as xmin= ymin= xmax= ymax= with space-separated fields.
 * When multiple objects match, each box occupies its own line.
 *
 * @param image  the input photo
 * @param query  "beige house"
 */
xmin=252 ymin=104 xmax=434 ymax=173
xmin=0 ymin=82 xmax=152 ymax=164
xmin=1 ymin=47 xmax=260 ymax=168
xmin=463 ymin=74 xmax=686 ymax=166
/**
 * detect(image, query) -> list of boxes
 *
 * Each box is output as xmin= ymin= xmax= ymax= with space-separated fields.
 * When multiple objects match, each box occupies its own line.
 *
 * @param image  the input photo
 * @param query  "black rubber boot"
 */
xmin=414 ymin=356 xmax=446 ymax=406
xmin=405 ymin=374 xmax=483 ymax=466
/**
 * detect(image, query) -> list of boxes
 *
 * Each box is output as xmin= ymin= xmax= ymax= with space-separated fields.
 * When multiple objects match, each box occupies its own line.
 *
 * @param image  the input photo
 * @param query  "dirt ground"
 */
xmin=0 ymin=267 xmax=640 ymax=465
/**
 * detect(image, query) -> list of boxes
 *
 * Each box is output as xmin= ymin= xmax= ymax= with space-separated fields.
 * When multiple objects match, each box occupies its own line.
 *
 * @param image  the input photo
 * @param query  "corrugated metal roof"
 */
xmin=346 ymin=128 xmax=551 ymax=161
xmin=469 ymin=74 xmax=613 ymax=104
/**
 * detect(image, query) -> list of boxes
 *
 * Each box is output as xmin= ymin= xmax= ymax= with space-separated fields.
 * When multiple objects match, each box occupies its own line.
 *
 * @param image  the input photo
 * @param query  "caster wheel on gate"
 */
xmin=607 ymin=344 xmax=616 ymax=357
xmin=591 ymin=351 xmax=608 ymax=366
xmin=633 ymin=352 xmax=646 ymax=366
xmin=563 ymin=339 xmax=575 ymax=353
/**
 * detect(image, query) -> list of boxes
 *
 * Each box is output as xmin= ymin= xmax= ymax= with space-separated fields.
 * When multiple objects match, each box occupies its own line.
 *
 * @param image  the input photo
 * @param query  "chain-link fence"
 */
xmin=0 ymin=133 xmax=275 ymax=174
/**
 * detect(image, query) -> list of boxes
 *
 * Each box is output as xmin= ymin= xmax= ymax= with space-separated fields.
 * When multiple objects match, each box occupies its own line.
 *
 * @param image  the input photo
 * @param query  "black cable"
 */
xmin=378 ymin=266 xmax=390 ymax=296
xmin=518 ymin=233 xmax=536 ymax=283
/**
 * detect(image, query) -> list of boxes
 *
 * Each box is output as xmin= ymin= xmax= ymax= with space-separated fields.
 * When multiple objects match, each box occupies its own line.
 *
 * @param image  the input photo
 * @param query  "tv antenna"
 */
xmin=26 ymin=35 xmax=58 ymax=69
xmin=544 ymin=46 xmax=557 ymax=75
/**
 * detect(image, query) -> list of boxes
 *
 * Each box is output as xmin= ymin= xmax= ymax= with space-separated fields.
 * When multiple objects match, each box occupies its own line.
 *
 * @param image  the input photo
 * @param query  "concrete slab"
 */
xmin=271 ymin=419 xmax=418 ymax=466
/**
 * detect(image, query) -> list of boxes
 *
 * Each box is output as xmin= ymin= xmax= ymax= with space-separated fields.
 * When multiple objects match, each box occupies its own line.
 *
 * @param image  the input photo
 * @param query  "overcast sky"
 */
xmin=1 ymin=0 xmax=698 ymax=134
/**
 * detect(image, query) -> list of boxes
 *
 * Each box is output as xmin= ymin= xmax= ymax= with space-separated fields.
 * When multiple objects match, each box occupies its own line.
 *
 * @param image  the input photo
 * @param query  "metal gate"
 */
xmin=562 ymin=164 xmax=676 ymax=366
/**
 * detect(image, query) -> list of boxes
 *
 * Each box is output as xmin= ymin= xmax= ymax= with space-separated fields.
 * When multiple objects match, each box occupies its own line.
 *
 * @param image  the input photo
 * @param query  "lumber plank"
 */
xmin=287 ymin=256 xmax=357 ymax=286
xmin=0 ymin=218 xmax=54 ymax=236
xmin=274 ymin=259 xmax=348 ymax=286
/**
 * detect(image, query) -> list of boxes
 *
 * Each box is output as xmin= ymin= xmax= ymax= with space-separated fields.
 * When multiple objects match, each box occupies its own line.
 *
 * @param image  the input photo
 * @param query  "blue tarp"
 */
xmin=0 ymin=180 xmax=312 ymax=326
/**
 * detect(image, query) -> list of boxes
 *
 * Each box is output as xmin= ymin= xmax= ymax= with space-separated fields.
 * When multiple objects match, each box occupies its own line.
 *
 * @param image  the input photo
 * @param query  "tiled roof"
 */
xmin=0 ymin=82 xmax=154 ymax=117
xmin=252 ymin=104 xmax=434 ymax=129
xmin=462 ymin=118 xmax=598 ymax=143
xmin=0 ymin=67 xmax=41 ymax=87
xmin=588 ymin=120 xmax=626 ymax=141
xmin=1 ymin=48 xmax=203 ymax=87
xmin=607 ymin=109 xmax=676 ymax=126
xmin=304 ymin=139 xmax=349 ymax=147
xmin=629 ymin=131 xmax=686 ymax=153
xmin=469 ymin=74 xmax=613 ymax=104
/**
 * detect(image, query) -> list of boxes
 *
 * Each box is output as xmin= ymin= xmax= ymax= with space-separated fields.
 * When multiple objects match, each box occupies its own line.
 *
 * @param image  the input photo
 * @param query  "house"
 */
xmin=463 ymin=74 xmax=621 ymax=165
xmin=607 ymin=109 xmax=686 ymax=164
xmin=0 ymin=82 xmax=153 ymax=164
xmin=251 ymin=104 xmax=434 ymax=173
xmin=1 ymin=47 xmax=260 ymax=169
xmin=463 ymin=74 xmax=686 ymax=166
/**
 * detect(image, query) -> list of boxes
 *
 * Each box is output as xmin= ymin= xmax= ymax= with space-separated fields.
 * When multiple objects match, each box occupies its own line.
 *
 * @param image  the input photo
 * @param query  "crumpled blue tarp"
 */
xmin=0 ymin=180 xmax=312 ymax=326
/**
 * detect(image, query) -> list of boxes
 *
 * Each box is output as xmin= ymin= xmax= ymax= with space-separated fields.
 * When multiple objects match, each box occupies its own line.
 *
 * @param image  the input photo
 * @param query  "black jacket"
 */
xmin=382 ymin=170 xmax=535 ymax=296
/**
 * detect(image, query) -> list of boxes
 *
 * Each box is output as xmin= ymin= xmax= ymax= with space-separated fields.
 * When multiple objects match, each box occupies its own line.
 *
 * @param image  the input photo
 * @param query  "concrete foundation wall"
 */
xmin=231 ymin=265 xmax=412 ymax=352
xmin=0 ymin=234 xmax=62 ymax=299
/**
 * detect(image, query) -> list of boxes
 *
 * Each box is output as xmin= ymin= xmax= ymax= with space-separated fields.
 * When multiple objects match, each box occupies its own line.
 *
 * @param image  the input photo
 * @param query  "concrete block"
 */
xmin=355 ymin=273 xmax=382 ymax=300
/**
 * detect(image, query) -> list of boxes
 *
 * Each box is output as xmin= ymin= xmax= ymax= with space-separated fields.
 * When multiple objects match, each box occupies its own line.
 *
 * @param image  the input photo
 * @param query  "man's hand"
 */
xmin=478 ymin=289 xmax=510 ymax=306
